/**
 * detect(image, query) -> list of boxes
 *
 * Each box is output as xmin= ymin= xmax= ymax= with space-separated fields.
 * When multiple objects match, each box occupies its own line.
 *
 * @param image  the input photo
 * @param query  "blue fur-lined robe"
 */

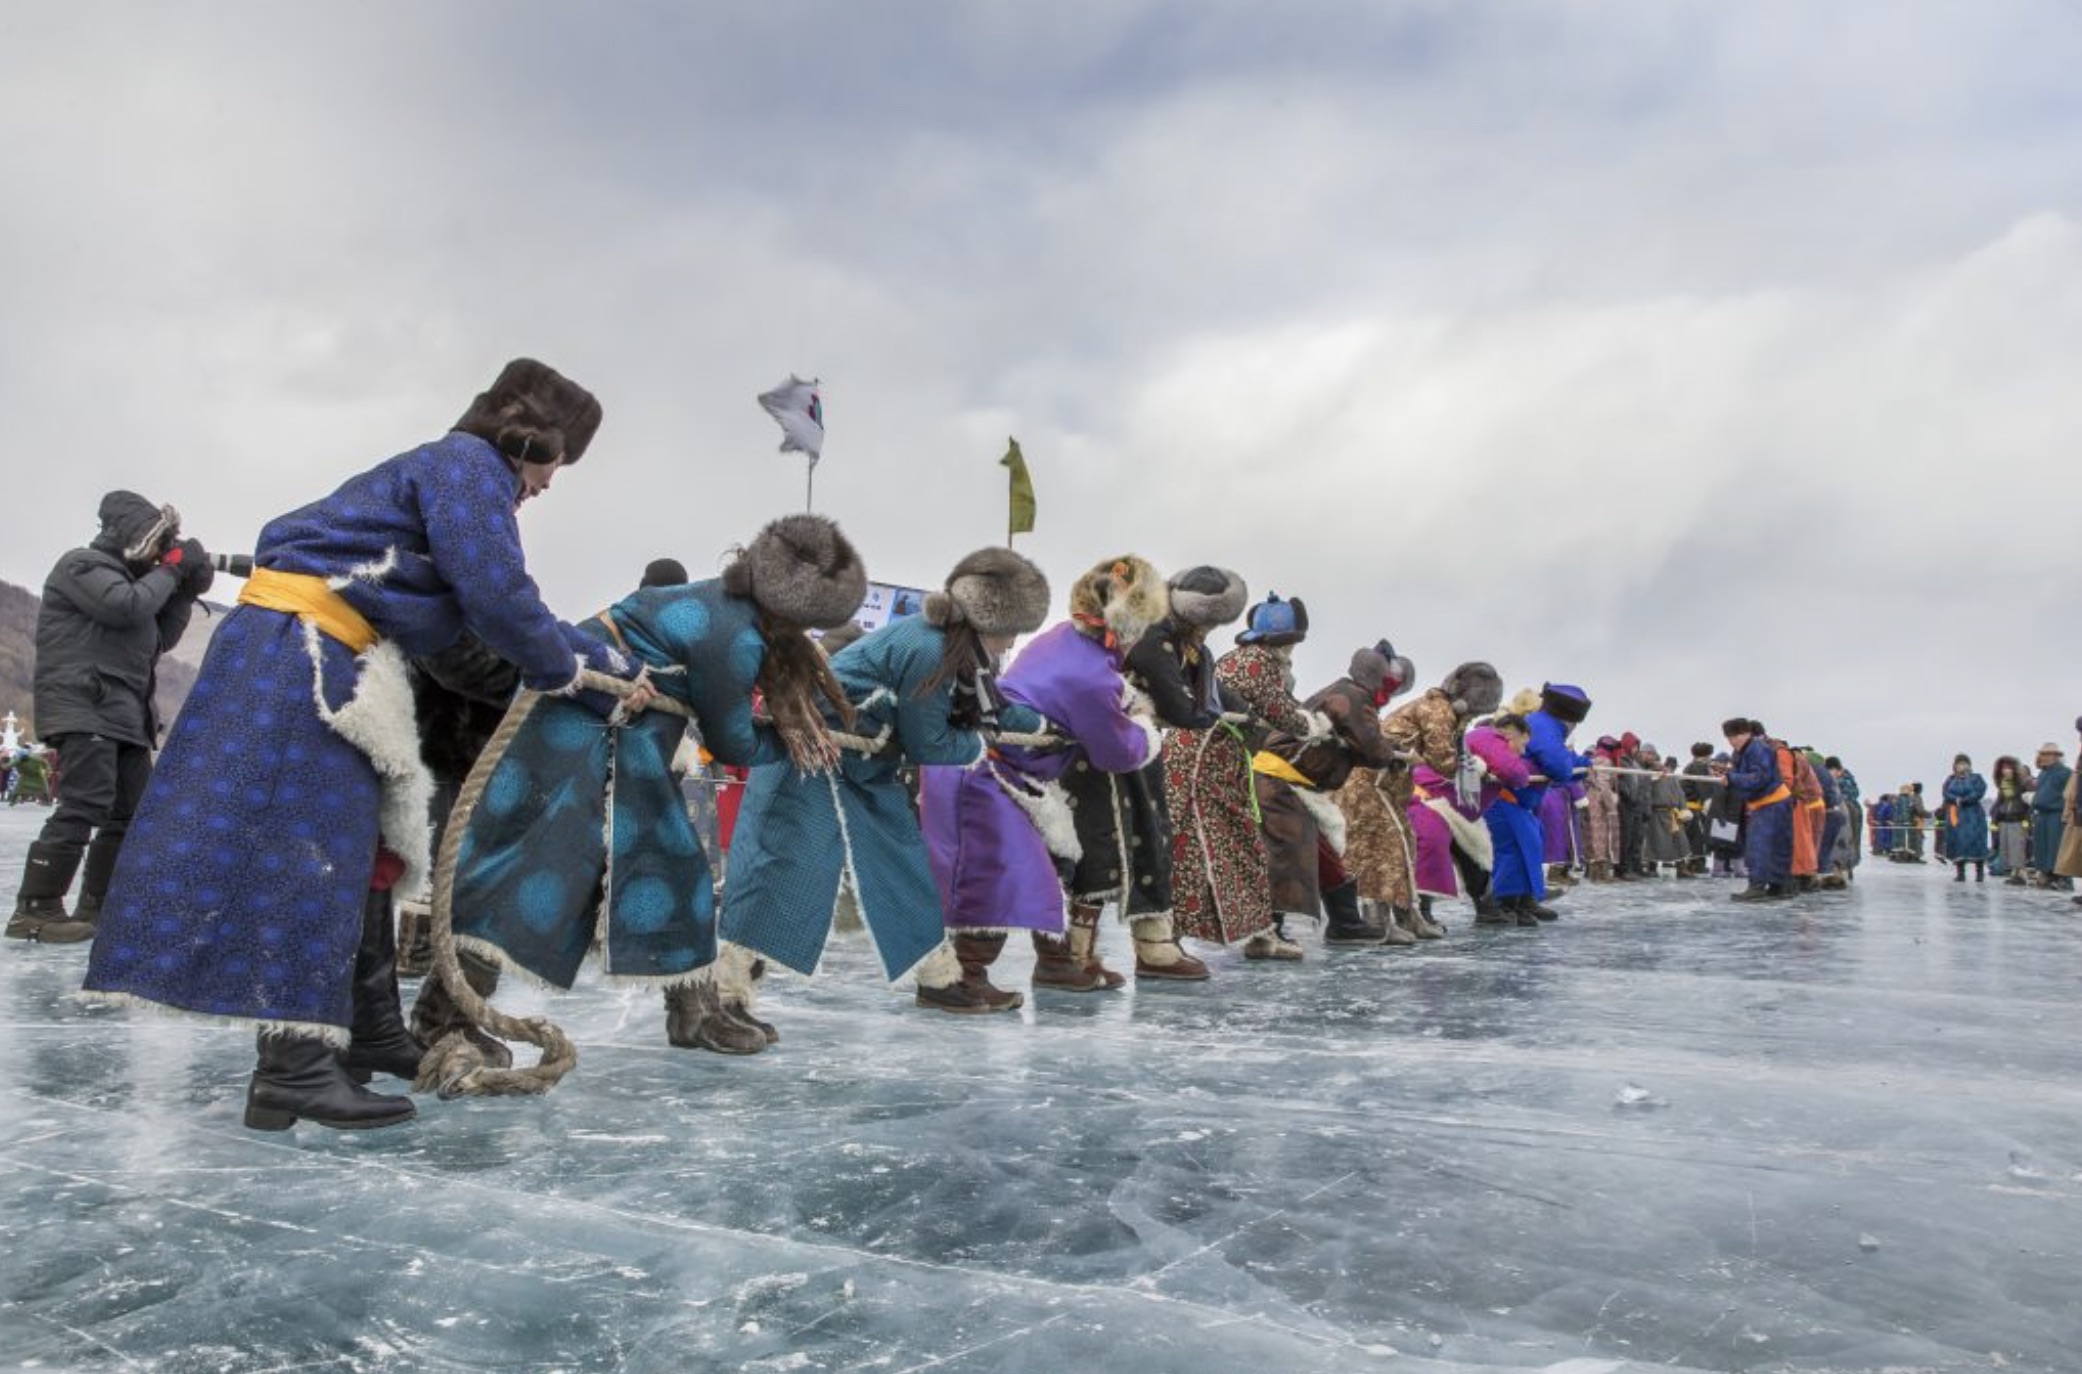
xmin=450 ymin=580 xmax=785 ymax=989
xmin=83 ymin=433 xmax=607 ymax=1036
xmin=722 ymin=615 xmax=1043 ymax=981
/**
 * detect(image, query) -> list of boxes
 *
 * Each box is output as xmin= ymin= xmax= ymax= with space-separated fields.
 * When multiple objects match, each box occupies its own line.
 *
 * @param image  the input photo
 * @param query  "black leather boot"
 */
xmin=1321 ymin=879 xmax=1386 ymax=945
xmin=6 ymin=841 xmax=91 ymax=942
xmin=245 ymin=1031 xmax=417 ymax=1131
xmin=344 ymin=888 xmax=427 ymax=1082
xmin=69 ymin=831 xmax=126 ymax=926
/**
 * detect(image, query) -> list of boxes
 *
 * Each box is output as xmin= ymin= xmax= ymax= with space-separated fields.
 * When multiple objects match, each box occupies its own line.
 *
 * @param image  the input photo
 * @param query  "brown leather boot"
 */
xmin=1067 ymin=902 xmax=1125 ymax=989
xmin=1129 ymin=915 xmax=1210 ymax=981
xmin=918 ymin=931 xmax=1024 ymax=1011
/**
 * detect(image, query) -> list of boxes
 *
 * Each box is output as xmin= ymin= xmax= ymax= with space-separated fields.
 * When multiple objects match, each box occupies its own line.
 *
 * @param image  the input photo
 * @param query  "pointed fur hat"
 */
xmin=1069 ymin=554 xmax=1169 ymax=647
xmin=725 ymin=514 xmax=868 ymax=630
xmin=1167 ymin=566 xmax=1249 ymax=629
xmin=925 ymin=547 xmax=1051 ymax=636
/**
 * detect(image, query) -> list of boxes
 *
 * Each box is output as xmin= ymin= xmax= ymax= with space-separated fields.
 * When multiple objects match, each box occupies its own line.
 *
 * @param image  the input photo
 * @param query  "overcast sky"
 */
xmin=5 ymin=1 xmax=2080 ymax=793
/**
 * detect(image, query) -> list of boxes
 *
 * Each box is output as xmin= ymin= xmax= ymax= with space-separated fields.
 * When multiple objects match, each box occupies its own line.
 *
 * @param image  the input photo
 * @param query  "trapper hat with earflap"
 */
xmin=925 ymin=547 xmax=1051 ymax=637
xmin=1068 ymin=555 xmax=1168 ymax=647
xmin=1440 ymin=662 xmax=1502 ymax=716
xmin=723 ymin=514 xmax=868 ymax=630
xmin=1236 ymin=592 xmax=1309 ymax=647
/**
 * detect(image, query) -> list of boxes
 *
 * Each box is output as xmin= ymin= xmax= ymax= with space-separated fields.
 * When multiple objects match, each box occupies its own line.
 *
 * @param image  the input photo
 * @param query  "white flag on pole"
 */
xmin=757 ymin=375 xmax=825 ymax=468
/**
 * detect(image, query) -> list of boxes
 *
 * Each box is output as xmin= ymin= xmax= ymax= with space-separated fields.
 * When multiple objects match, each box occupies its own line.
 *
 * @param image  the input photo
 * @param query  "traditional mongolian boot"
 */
xmin=68 ymin=831 xmax=126 ymax=927
xmin=713 ymin=944 xmax=780 ymax=1045
xmin=664 ymin=978 xmax=766 ymax=1055
xmin=1379 ymin=903 xmax=1418 ymax=946
xmin=1403 ymin=899 xmax=1446 ymax=940
xmin=410 ymin=947 xmax=513 ymax=1070
xmin=1953 ymin=862 xmax=1966 ymax=882
xmin=1974 ymin=862 xmax=1986 ymax=883
xmin=1067 ymin=902 xmax=1125 ymax=989
xmin=1032 ymin=907 xmax=1105 ymax=991
xmin=394 ymin=896 xmax=434 ymax=978
xmin=1731 ymin=883 xmax=1773 ymax=902
xmin=916 ymin=931 xmax=1025 ymax=1012
xmin=1524 ymin=894 xmax=1560 ymax=922
xmin=1473 ymin=895 xmax=1513 ymax=926
xmin=1243 ymin=915 xmax=1306 ymax=961
xmin=245 ymin=1031 xmax=416 ymax=1132
xmin=1506 ymin=896 xmax=1542 ymax=927
xmin=1546 ymin=863 xmax=1575 ymax=889
xmin=343 ymin=888 xmax=428 ymax=1083
xmin=6 ymin=841 xmax=92 ymax=943
xmin=1130 ymin=915 xmax=1210 ymax=981
xmin=1321 ymin=881 xmax=1387 ymax=945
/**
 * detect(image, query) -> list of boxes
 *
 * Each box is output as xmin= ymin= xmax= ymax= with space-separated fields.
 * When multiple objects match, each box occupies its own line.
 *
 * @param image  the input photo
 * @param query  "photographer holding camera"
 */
xmin=8 ymin=490 xmax=213 ymax=943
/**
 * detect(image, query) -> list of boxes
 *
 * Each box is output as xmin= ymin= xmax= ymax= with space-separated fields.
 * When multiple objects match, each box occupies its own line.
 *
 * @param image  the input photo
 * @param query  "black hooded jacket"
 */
xmin=33 ymin=491 xmax=194 ymax=746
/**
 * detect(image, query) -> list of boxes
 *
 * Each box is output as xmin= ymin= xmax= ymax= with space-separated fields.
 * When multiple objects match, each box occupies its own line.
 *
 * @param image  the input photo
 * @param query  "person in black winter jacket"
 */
xmin=8 ymin=491 xmax=212 ymax=942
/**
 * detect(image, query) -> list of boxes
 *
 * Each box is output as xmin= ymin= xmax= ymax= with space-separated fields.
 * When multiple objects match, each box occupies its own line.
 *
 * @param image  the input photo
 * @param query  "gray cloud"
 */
xmin=4 ymin=1 xmax=2080 ymax=791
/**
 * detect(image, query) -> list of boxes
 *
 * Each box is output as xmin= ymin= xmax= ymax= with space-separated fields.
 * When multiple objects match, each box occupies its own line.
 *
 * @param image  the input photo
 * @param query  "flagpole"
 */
xmin=806 ymin=457 xmax=815 ymax=513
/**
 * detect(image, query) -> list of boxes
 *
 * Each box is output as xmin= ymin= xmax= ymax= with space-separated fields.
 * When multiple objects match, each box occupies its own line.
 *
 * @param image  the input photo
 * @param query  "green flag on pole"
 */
xmin=1000 ymin=437 xmax=1036 ymax=541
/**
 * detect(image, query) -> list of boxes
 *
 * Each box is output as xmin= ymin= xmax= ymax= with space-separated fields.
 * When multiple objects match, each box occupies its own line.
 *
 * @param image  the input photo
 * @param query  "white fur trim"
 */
xmin=912 ymin=941 xmax=962 ymax=989
xmin=303 ymin=622 xmax=436 ymax=895
xmin=987 ymin=761 xmax=1081 ymax=863
xmin=324 ymin=545 xmax=398 ymax=591
xmin=712 ymin=941 xmax=761 ymax=1006
xmin=80 ymin=990 xmax=349 ymax=1048
xmin=1426 ymin=796 xmax=1494 ymax=869
xmin=1295 ymin=785 xmax=1348 ymax=856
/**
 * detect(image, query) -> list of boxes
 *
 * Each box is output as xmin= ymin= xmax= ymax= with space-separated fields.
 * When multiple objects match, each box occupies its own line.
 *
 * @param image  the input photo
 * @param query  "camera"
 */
xmin=209 ymin=553 xmax=255 ymax=578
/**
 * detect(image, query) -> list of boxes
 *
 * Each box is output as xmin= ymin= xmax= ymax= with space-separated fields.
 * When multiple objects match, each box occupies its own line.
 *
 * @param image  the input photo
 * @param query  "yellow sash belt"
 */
xmin=1251 ymin=750 xmax=1314 ymax=788
xmin=238 ymin=567 xmax=379 ymax=653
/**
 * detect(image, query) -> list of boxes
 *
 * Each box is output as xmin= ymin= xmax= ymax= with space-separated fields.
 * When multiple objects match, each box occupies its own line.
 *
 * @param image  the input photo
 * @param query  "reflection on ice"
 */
xmin=3 ymin=805 xmax=2080 ymax=1372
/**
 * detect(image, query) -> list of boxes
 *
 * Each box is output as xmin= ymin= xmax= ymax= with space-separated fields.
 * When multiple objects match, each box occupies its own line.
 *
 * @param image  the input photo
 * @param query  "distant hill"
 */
xmin=0 ymin=575 xmax=223 ymax=745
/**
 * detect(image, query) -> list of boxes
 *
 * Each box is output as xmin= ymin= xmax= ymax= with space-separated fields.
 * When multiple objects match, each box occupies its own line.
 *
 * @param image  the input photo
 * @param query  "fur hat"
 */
xmin=1441 ymin=662 xmax=1503 ymax=716
xmin=95 ymin=490 xmax=180 ymax=564
xmin=1069 ymin=554 xmax=1168 ymax=646
xmin=1539 ymin=682 xmax=1592 ymax=725
xmin=1167 ymin=566 xmax=1249 ymax=629
xmin=1237 ymin=592 xmax=1309 ymax=647
xmin=454 ymin=358 xmax=603 ymax=467
xmin=1507 ymin=687 xmax=1543 ymax=716
xmin=1348 ymin=645 xmax=1393 ymax=694
xmin=925 ymin=547 xmax=1051 ymax=636
xmin=725 ymin=514 xmax=868 ymax=630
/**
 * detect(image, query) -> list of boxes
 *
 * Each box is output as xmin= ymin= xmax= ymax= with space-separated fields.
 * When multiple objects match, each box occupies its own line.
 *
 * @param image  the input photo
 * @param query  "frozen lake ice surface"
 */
xmin=2 ymin=803 xmax=2079 ymax=1372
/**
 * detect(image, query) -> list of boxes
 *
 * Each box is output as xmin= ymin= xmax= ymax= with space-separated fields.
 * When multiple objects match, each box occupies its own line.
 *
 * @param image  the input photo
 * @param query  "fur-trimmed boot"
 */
xmin=916 ymin=933 xmax=1024 ymax=1013
xmin=6 ymin=841 xmax=92 ymax=943
xmin=343 ymin=888 xmax=427 ymax=1083
xmin=1130 ymin=914 xmax=1210 ymax=981
xmin=712 ymin=942 xmax=779 ymax=1045
xmin=664 ymin=978 xmax=766 ymax=1055
xmin=1243 ymin=915 xmax=1305 ymax=961
xmin=1403 ymin=898 xmax=1446 ymax=940
xmin=1321 ymin=880 xmax=1387 ymax=945
xmin=1379 ymin=903 xmax=1418 ymax=946
xmin=1032 ymin=903 xmax=1113 ymax=991
xmin=245 ymin=1030 xmax=416 ymax=1132
xmin=69 ymin=831 xmax=126 ymax=927
xmin=410 ymin=947 xmax=513 ymax=1070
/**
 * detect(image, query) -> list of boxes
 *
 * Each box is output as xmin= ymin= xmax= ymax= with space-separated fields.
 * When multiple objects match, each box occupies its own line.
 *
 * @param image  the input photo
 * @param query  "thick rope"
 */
xmin=415 ymin=687 xmax=580 ymax=1098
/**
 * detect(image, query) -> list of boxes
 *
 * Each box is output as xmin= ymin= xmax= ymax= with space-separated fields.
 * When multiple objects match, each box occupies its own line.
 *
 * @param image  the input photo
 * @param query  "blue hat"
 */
xmin=1539 ymin=681 xmax=1592 ymax=724
xmin=1237 ymin=592 xmax=1309 ymax=647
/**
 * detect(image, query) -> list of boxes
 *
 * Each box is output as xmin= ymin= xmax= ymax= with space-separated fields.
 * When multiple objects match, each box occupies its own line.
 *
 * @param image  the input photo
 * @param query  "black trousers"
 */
xmin=36 ymin=733 xmax=153 ymax=856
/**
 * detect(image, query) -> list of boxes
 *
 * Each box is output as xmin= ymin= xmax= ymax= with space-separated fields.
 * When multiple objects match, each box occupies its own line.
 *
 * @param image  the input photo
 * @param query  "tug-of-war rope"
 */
xmin=414 ymin=668 xmax=1053 ymax=1098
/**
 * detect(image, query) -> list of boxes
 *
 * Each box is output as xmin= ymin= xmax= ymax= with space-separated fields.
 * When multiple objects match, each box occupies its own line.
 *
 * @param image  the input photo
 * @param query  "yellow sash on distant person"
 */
xmin=237 ymin=568 xmax=378 ymax=653
xmin=1251 ymin=750 xmax=1314 ymax=788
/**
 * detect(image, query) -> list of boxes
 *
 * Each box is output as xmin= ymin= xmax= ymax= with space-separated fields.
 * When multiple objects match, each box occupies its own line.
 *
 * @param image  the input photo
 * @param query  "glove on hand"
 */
xmin=175 ymin=539 xmax=215 ymax=597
